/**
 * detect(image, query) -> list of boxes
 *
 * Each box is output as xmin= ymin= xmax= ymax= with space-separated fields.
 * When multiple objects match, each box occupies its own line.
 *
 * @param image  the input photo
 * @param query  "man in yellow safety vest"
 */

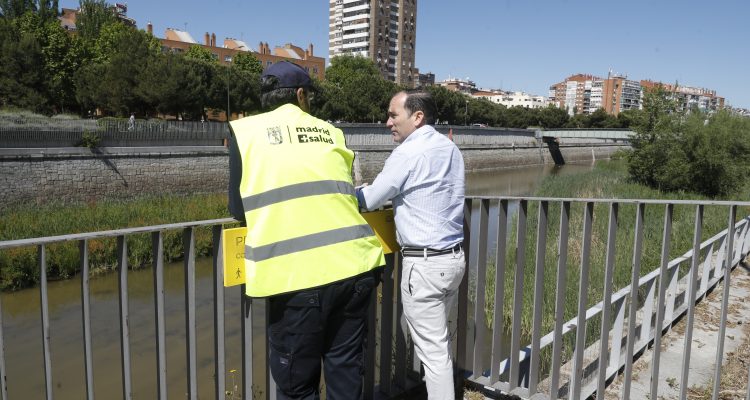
xmin=228 ymin=61 xmax=385 ymax=399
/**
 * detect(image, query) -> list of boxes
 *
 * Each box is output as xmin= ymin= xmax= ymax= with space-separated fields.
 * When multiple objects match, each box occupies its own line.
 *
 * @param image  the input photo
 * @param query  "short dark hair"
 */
xmin=260 ymin=75 xmax=307 ymax=111
xmin=402 ymin=90 xmax=437 ymax=126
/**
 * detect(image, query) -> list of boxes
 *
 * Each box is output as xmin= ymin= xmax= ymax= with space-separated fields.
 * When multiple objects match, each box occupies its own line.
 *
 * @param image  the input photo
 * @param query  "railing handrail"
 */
xmin=0 ymin=217 xmax=236 ymax=249
xmin=464 ymin=195 xmax=750 ymax=207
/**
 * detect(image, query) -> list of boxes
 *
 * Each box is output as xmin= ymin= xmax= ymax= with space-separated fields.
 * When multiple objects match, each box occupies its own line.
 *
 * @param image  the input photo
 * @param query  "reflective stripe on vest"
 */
xmin=245 ymin=224 xmax=373 ymax=262
xmin=242 ymin=180 xmax=355 ymax=212
xmin=231 ymin=104 xmax=385 ymax=297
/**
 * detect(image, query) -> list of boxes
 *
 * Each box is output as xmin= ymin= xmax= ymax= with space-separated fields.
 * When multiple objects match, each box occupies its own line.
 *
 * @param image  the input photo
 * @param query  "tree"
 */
xmin=15 ymin=12 xmax=80 ymax=112
xmin=626 ymin=86 xmax=750 ymax=197
xmin=75 ymin=0 xmax=117 ymax=42
xmin=184 ymin=45 xmax=217 ymax=64
xmin=0 ymin=0 xmax=35 ymax=19
xmin=232 ymin=51 xmax=262 ymax=74
xmin=587 ymin=108 xmax=619 ymax=128
xmin=0 ymin=21 xmax=47 ymax=110
xmin=320 ymin=55 xmax=397 ymax=122
xmin=0 ymin=0 xmax=57 ymax=20
xmin=537 ymin=105 xmax=569 ymax=129
xmin=505 ymin=106 xmax=535 ymax=128
xmin=74 ymin=23 xmax=160 ymax=116
xmin=425 ymin=85 xmax=465 ymax=125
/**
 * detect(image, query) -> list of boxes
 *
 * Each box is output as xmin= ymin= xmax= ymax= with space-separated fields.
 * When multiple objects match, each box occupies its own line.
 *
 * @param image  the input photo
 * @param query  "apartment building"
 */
xmin=474 ymin=91 xmax=548 ymax=109
xmin=549 ymin=73 xmax=642 ymax=116
xmin=437 ymin=77 xmax=476 ymax=94
xmin=640 ymin=80 xmax=725 ymax=112
xmin=156 ymin=26 xmax=325 ymax=80
xmin=329 ymin=0 xmax=418 ymax=87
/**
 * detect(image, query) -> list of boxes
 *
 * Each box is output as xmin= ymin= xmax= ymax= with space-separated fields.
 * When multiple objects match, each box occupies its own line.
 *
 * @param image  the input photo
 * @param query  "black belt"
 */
xmin=401 ymin=243 xmax=462 ymax=258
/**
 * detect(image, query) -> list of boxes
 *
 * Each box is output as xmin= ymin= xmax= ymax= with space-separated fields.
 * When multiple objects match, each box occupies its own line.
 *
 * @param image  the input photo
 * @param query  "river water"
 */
xmin=1 ymin=162 xmax=597 ymax=399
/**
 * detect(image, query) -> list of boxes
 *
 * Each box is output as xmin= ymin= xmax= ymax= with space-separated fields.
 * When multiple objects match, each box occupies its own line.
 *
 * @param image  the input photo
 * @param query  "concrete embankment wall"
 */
xmin=0 ymin=126 xmax=629 ymax=210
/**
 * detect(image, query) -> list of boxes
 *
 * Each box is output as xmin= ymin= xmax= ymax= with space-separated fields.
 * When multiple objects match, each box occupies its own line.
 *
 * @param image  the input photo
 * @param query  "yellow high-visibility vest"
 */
xmin=230 ymin=104 xmax=385 ymax=297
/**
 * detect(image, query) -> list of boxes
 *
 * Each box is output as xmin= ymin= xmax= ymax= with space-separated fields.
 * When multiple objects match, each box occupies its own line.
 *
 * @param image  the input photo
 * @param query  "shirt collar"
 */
xmin=402 ymin=124 xmax=434 ymax=144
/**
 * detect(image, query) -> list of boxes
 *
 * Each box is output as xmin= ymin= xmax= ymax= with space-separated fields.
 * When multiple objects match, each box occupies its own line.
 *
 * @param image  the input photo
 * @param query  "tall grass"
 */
xmin=0 ymin=193 xmax=232 ymax=291
xmin=481 ymin=160 xmax=750 ymax=365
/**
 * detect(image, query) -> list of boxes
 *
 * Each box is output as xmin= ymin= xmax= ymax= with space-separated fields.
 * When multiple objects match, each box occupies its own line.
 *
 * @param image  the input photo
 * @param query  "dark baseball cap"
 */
xmin=262 ymin=61 xmax=312 ymax=89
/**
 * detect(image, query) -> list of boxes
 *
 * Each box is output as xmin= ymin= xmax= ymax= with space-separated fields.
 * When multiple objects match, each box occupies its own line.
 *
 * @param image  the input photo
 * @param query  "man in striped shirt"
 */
xmin=356 ymin=90 xmax=465 ymax=400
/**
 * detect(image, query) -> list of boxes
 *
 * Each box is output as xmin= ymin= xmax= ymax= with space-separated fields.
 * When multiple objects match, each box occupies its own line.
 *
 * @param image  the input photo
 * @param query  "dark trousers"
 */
xmin=268 ymin=270 xmax=378 ymax=400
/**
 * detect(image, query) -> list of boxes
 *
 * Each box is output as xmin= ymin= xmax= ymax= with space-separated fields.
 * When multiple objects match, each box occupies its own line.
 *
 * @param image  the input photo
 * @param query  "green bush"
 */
xmin=78 ymin=129 xmax=101 ymax=148
xmin=627 ymin=90 xmax=750 ymax=198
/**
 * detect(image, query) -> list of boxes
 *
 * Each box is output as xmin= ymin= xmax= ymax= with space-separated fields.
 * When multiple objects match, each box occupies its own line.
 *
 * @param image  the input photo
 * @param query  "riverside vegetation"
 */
xmin=480 ymin=158 xmax=750 ymax=371
xmin=0 ymin=193 xmax=232 ymax=290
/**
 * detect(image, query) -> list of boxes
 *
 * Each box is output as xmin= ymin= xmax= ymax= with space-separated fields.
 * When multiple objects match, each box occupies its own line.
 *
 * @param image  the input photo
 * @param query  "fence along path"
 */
xmin=1 ymin=197 xmax=749 ymax=399
xmin=461 ymin=197 xmax=750 ymax=400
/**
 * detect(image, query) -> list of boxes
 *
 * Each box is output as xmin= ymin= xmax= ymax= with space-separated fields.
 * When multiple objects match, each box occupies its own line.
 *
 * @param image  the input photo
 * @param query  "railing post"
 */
xmin=40 ymin=244 xmax=54 ymax=400
xmin=152 ymin=232 xmax=167 ymax=399
xmin=570 ymin=201 xmax=594 ymax=400
xmin=623 ymin=202 xmax=645 ymax=399
xmin=241 ymin=288 xmax=254 ymax=399
xmin=183 ymin=228 xmax=198 ymax=400
xmin=471 ymin=199 xmax=490 ymax=379
xmin=650 ymin=203 xmax=673 ymax=400
xmin=117 ymin=235 xmax=133 ymax=400
xmin=456 ymin=200 xmax=472 ymax=376
xmin=679 ymin=204 xmax=703 ymax=400
xmin=509 ymin=199 xmax=528 ymax=390
xmin=0 ymin=272 xmax=7 ymax=400
xmin=489 ymin=199 xmax=509 ymax=385
xmin=549 ymin=201 xmax=570 ymax=399
xmin=379 ymin=254 xmax=395 ymax=395
xmin=529 ymin=200 xmax=548 ymax=395
xmin=712 ymin=206 xmax=735 ymax=400
xmin=212 ymin=226 xmax=226 ymax=400
xmin=79 ymin=239 xmax=95 ymax=400
xmin=596 ymin=202 xmax=618 ymax=399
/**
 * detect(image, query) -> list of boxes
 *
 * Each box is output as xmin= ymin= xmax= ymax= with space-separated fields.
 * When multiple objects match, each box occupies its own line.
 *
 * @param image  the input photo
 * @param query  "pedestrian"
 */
xmin=227 ymin=61 xmax=385 ymax=400
xmin=128 ymin=113 xmax=135 ymax=131
xmin=356 ymin=90 xmax=465 ymax=400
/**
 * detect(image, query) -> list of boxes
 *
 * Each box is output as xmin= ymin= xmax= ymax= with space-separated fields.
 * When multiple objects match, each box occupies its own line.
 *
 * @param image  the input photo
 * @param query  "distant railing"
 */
xmin=0 ymin=117 xmax=632 ymax=149
xmin=0 ymin=117 xmax=228 ymax=147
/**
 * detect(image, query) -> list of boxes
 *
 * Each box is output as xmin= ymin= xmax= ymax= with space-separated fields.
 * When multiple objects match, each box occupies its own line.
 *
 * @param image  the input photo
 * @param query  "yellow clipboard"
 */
xmin=221 ymin=209 xmax=398 ymax=287
xmin=222 ymin=227 xmax=247 ymax=287
xmin=361 ymin=209 xmax=399 ymax=255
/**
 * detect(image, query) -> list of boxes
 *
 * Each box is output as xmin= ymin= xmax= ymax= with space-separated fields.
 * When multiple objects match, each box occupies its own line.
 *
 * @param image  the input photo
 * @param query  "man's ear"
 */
xmin=412 ymin=110 xmax=425 ymax=126
xmin=296 ymin=87 xmax=309 ymax=112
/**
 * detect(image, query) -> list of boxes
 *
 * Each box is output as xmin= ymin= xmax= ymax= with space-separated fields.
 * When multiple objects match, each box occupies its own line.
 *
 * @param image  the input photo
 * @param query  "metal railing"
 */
xmin=460 ymin=197 xmax=750 ymax=400
xmin=1 ymin=197 xmax=748 ymax=399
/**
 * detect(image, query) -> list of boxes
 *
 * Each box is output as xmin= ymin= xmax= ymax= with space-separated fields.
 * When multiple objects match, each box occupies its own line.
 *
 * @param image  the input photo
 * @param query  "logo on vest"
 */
xmin=295 ymin=126 xmax=333 ymax=144
xmin=267 ymin=126 xmax=283 ymax=145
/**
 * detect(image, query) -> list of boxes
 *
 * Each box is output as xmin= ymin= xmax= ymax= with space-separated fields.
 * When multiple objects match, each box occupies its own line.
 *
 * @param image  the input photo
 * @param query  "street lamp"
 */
xmin=465 ymin=100 xmax=469 ymax=126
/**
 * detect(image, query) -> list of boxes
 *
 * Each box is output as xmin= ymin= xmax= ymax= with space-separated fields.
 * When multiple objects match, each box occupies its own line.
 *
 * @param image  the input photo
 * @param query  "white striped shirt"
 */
xmin=357 ymin=125 xmax=464 ymax=249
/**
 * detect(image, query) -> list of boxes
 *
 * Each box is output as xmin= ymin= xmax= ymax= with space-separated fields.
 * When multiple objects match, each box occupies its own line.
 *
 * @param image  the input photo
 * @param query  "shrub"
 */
xmin=627 ymin=89 xmax=750 ymax=198
xmin=78 ymin=129 xmax=101 ymax=148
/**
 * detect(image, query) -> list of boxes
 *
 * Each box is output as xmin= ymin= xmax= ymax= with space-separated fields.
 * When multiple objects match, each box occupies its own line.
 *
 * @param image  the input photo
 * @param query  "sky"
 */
xmin=60 ymin=0 xmax=750 ymax=109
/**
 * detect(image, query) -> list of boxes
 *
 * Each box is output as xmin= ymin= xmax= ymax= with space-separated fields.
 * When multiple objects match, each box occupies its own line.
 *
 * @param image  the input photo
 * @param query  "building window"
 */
xmin=224 ymin=55 xmax=232 ymax=62
xmin=313 ymin=67 xmax=318 ymax=74
xmin=267 ymin=61 xmax=273 ymax=66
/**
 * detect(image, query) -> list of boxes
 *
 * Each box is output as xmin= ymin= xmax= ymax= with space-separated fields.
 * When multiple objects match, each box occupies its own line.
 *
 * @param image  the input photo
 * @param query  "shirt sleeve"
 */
xmin=359 ymin=149 xmax=411 ymax=211
xmin=227 ymin=132 xmax=246 ymax=223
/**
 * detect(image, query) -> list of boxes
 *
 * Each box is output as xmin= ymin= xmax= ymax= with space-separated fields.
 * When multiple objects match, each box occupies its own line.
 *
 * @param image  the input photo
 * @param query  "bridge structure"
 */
xmin=2 ymin=196 xmax=749 ymax=399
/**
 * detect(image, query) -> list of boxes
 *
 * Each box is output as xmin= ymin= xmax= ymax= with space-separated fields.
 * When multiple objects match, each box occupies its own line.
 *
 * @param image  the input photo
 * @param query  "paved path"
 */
xmin=604 ymin=263 xmax=750 ymax=399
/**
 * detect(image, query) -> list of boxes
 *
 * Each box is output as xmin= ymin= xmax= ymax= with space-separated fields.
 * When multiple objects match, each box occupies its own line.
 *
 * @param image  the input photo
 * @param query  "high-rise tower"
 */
xmin=329 ymin=0 xmax=417 ymax=87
